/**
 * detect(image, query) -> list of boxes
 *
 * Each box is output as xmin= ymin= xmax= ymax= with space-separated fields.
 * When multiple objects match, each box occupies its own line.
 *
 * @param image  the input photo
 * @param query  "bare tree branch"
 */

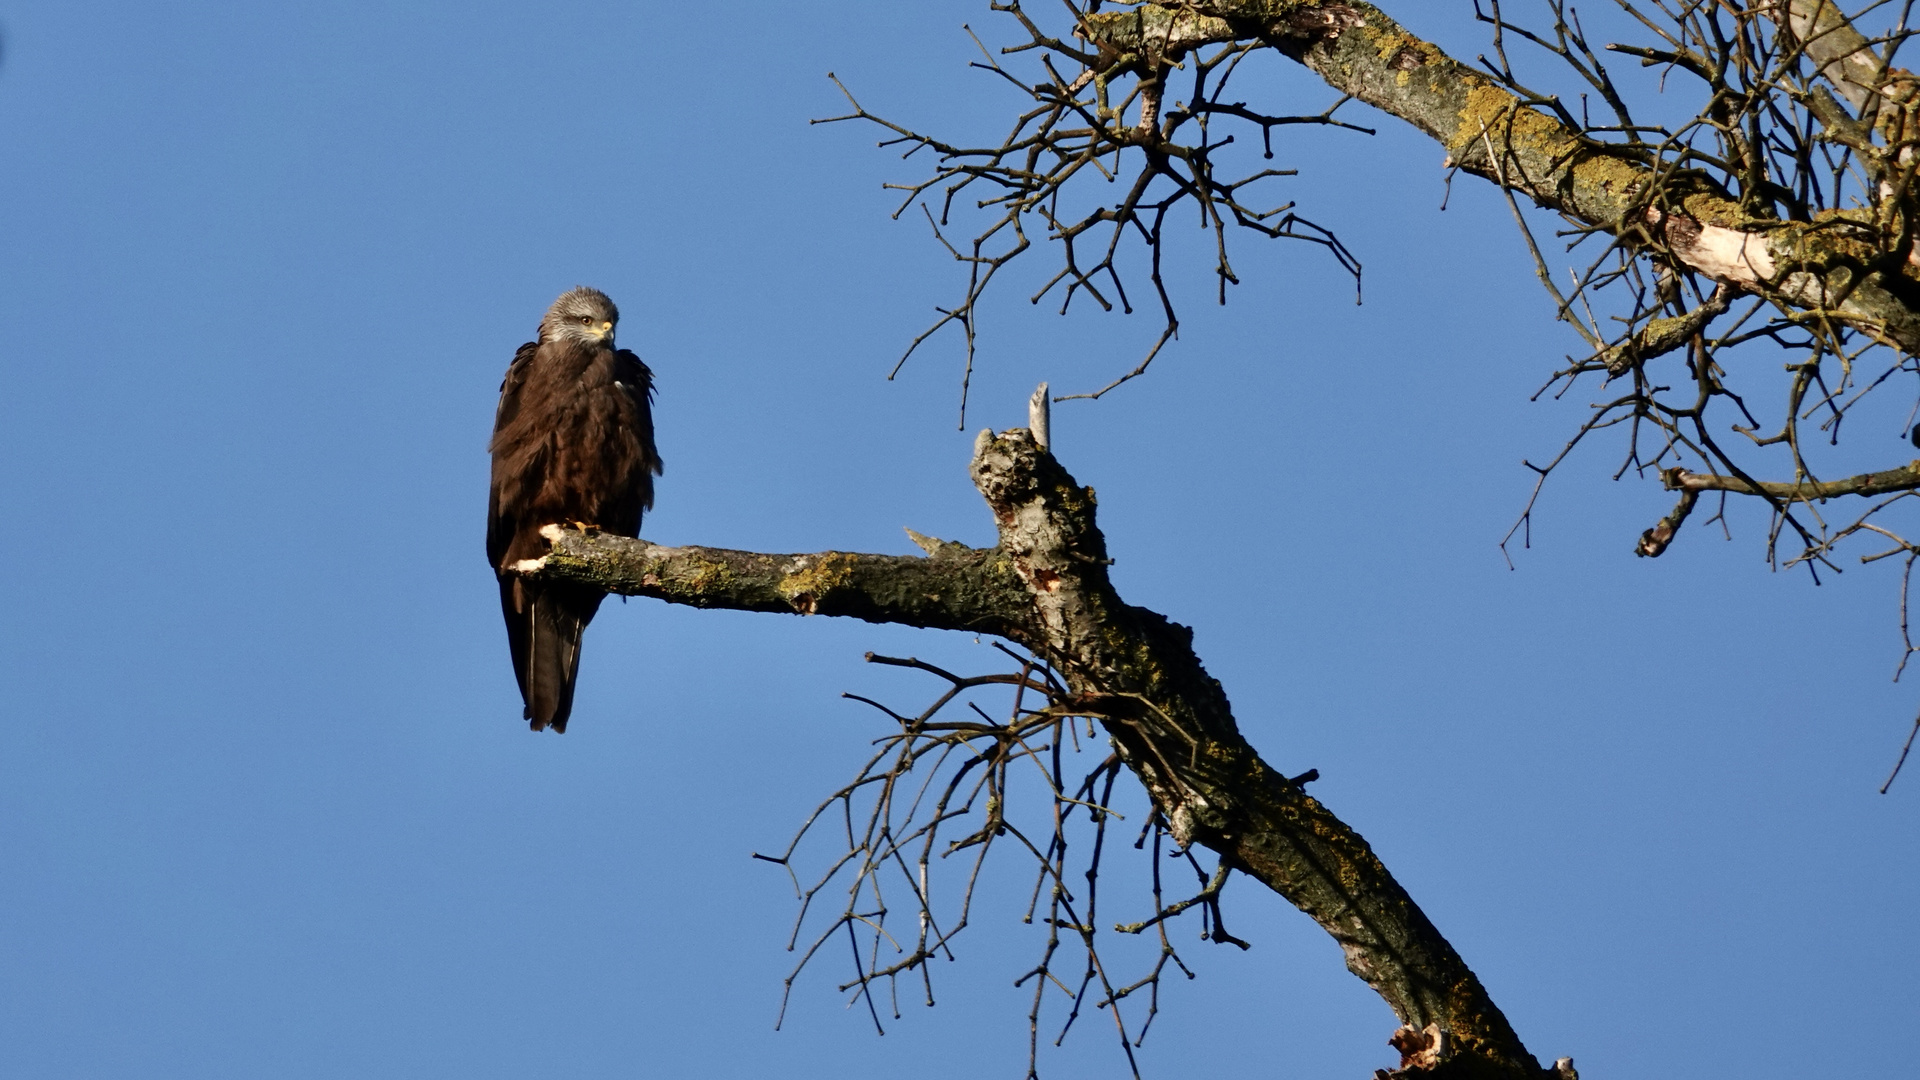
xmin=524 ymin=428 xmax=1564 ymax=1079
xmin=1086 ymin=0 xmax=1920 ymax=350
xmin=1664 ymin=459 xmax=1920 ymax=498
xmin=531 ymin=525 xmax=1026 ymax=634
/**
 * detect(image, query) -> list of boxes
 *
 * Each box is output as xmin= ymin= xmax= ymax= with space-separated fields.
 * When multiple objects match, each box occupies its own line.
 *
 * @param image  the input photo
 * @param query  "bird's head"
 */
xmin=538 ymin=286 xmax=620 ymax=348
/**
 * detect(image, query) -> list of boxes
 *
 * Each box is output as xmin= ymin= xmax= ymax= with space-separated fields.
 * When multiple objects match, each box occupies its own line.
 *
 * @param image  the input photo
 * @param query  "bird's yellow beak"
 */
xmin=599 ymin=321 xmax=613 ymax=334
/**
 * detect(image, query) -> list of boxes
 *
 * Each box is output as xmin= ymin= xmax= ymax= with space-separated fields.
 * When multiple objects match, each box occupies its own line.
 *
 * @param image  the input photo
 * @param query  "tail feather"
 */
xmin=500 ymin=577 xmax=605 ymax=732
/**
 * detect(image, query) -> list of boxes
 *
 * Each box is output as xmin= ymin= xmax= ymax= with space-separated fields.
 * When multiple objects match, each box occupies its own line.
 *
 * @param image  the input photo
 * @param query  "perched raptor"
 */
xmin=487 ymin=287 xmax=660 ymax=732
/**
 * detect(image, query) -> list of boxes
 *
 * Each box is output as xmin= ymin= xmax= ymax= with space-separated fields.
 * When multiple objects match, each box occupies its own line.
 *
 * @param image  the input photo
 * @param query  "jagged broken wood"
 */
xmin=1029 ymin=381 xmax=1051 ymax=452
xmin=525 ymin=428 xmax=1563 ymax=1079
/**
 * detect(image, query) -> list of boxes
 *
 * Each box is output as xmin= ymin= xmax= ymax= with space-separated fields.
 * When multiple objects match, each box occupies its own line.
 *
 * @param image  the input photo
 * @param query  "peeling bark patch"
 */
xmin=1390 ymin=1023 xmax=1450 ymax=1071
xmin=1389 ymin=46 xmax=1421 ymax=71
xmin=1340 ymin=936 xmax=1376 ymax=980
xmin=1646 ymin=208 xmax=1777 ymax=285
xmin=1282 ymin=2 xmax=1364 ymax=41
xmin=1662 ymin=212 xmax=1701 ymax=249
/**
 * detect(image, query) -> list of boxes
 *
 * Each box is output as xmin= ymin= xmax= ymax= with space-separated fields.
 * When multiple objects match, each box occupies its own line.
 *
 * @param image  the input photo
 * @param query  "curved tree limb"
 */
xmin=1665 ymin=459 xmax=1920 ymax=499
xmin=523 ymin=430 xmax=1566 ymax=1079
xmin=1083 ymin=0 xmax=1920 ymax=354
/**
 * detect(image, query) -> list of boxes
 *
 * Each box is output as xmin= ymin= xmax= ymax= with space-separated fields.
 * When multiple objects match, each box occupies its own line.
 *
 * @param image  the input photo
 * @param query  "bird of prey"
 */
xmin=487 ymin=287 xmax=661 ymax=732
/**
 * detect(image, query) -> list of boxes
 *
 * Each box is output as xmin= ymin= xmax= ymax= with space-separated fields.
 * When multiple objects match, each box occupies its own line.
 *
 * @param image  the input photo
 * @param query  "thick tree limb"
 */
xmin=531 ymin=523 xmax=1028 ymax=634
xmin=1082 ymin=1 xmax=1920 ymax=354
xmin=524 ymin=431 xmax=1557 ymax=1079
xmin=1664 ymin=460 xmax=1920 ymax=499
xmin=1782 ymin=0 xmax=1911 ymax=112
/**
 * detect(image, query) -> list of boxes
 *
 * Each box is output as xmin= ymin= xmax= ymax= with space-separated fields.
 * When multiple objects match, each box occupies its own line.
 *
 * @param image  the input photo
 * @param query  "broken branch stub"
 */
xmin=1029 ymin=381 xmax=1050 ymax=453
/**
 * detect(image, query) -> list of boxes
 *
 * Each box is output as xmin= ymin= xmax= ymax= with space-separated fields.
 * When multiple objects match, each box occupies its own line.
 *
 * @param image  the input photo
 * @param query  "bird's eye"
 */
xmin=578 ymin=315 xmax=592 ymax=325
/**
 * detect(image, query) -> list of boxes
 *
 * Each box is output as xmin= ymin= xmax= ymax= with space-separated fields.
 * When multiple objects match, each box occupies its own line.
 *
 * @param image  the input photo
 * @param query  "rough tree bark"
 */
xmin=525 ymin=427 xmax=1576 ymax=1080
xmin=1081 ymin=0 xmax=1920 ymax=354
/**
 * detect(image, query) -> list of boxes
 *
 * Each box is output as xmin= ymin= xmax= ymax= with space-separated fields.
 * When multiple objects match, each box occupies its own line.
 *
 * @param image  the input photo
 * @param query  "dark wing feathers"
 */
xmin=485 ymin=341 xmax=542 ymax=573
xmin=488 ymin=338 xmax=658 ymax=732
xmin=611 ymin=347 xmax=663 ymax=505
xmin=490 ymin=341 xmax=541 ymax=440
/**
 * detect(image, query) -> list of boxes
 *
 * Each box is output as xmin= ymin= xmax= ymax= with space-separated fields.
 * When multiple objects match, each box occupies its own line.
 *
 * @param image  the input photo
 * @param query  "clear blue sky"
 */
xmin=0 ymin=3 xmax=1913 ymax=1078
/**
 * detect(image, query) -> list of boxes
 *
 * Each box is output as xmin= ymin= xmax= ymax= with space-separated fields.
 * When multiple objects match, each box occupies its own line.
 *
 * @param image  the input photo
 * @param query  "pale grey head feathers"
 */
xmin=538 ymin=286 xmax=620 ymax=347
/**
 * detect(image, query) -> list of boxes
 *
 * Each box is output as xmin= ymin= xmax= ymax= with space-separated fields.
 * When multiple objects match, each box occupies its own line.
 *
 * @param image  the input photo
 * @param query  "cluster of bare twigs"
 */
xmin=1483 ymin=2 xmax=1914 ymax=565
xmin=1470 ymin=0 xmax=1920 ymax=784
xmin=825 ymin=2 xmax=1920 ymax=779
xmin=754 ymin=646 xmax=1245 ymax=1078
xmin=816 ymin=0 xmax=1365 ymax=420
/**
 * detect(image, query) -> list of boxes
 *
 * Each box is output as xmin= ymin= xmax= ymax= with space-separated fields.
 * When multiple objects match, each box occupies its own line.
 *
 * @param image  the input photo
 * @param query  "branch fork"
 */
xmin=528 ymin=417 xmax=1565 ymax=1079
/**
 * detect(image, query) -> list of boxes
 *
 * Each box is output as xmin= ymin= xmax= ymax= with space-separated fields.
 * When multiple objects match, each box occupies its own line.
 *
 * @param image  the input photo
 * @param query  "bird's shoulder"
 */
xmin=609 ymin=349 xmax=654 ymax=399
xmin=503 ymin=339 xmax=540 ymax=375
xmin=608 ymin=349 xmax=660 ymax=476
xmin=490 ymin=341 xmax=544 ymax=444
xmin=497 ymin=340 xmax=542 ymax=393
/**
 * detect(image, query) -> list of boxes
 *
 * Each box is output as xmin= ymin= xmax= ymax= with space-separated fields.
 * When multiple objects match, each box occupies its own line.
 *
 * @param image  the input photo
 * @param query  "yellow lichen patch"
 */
xmin=1224 ymin=0 xmax=1307 ymax=17
xmin=1569 ymin=152 xmax=1654 ymax=210
xmin=1675 ymin=189 xmax=1753 ymax=230
xmin=1754 ymin=215 xmax=1882 ymax=271
xmin=1448 ymin=77 xmax=1670 ymax=222
xmin=1811 ymin=206 xmax=1876 ymax=229
xmin=1338 ymin=860 xmax=1363 ymax=892
xmin=1449 ymin=81 xmax=1519 ymax=154
xmin=1363 ymin=23 xmax=1444 ymax=88
xmin=675 ymin=556 xmax=732 ymax=594
xmin=1371 ymin=26 xmax=1421 ymax=62
xmin=1450 ymin=80 xmax=1579 ymax=162
xmin=778 ymin=553 xmax=856 ymax=605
